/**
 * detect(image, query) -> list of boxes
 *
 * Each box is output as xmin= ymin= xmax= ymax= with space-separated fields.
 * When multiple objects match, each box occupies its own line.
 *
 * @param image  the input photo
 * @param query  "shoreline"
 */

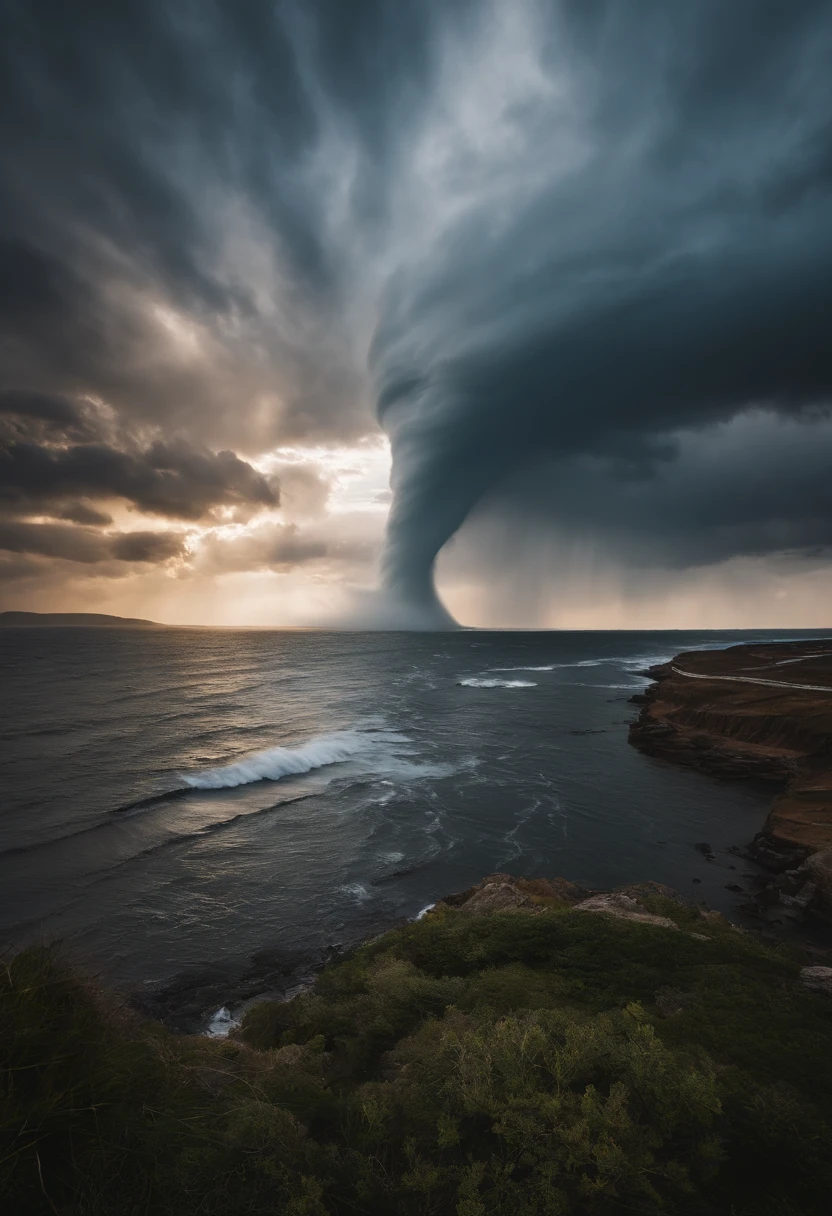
xmin=629 ymin=638 xmax=832 ymax=927
xmin=135 ymin=640 xmax=832 ymax=1035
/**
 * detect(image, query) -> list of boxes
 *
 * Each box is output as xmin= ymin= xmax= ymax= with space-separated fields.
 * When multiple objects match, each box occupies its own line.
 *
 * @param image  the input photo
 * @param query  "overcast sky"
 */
xmin=2 ymin=0 xmax=831 ymax=627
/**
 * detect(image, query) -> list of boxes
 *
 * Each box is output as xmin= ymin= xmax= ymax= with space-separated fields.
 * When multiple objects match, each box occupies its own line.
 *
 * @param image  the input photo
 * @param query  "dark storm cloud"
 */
xmin=0 ymin=392 xmax=279 ymax=521
xmin=0 ymin=438 xmax=280 ymax=521
xmin=371 ymin=1 xmax=832 ymax=620
xmin=0 ymin=0 xmax=446 ymax=448
xmin=2 ymin=0 xmax=832 ymax=612
xmin=468 ymin=412 xmax=832 ymax=573
xmin=56 ymin=504 xmax=114 ymax=527
xmin=0 ymin=521 xmax=185 ymax=564
xmin=0 ymin=390 xmax=100 ymax=443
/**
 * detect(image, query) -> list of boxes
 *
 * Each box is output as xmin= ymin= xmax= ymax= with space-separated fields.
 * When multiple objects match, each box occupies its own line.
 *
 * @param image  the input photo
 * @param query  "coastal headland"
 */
xmin=629 ymin=639 xmax=832 ymax=921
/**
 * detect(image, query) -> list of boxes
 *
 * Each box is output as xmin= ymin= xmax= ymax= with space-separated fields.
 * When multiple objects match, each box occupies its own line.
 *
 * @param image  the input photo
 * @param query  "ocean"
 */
xmin=2 ymin=626 xmax=828 ymax=1025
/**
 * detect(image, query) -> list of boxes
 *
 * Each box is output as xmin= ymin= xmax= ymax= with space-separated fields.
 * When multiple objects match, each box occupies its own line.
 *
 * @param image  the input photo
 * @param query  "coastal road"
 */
xmin=670 ymin=665 xmax=832 ymax=694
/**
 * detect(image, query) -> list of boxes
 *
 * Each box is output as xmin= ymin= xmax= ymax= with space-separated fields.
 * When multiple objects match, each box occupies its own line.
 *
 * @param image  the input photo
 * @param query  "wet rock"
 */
xmin=805 ymin=849 xmax=832 ymax=919
xmin=779 ymin=881 xmax=818 ymax=915
xmin=747 ymin=832 xmax=810 ymax=873
xmin=744 ymin=847 xmax=832 ymax=924
xmin=800 ymin=966 xmax=832 ymax=996
xmin=132 ymin=945 xmax=332 ymax=1034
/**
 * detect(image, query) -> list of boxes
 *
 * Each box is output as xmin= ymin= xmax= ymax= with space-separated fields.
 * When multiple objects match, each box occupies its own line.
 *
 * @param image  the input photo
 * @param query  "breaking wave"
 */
xmin=181 ymin=729 xmax=409 ymax=790
xmin=491 ymin=659 xmax=609 ymax=672
xmin=206 ymin=1006 xmax=239 ymax=1038
xmin=492 ymin=656 xmax=671 ymax=674
xmin=458 ymin=677 xmax=537 ymax=688
xmin=491 ymin=665 xmax=557 ymax=672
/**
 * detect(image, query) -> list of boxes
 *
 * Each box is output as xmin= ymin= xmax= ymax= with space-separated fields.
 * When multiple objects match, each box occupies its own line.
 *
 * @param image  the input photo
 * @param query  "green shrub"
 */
xmin=4 ymin=904 xmax=832 ymax=1214
xmin=0 ymin=947 xmax=325 ymax=1214
xmin=349 ymin=1002 xmax=724 ymax=1214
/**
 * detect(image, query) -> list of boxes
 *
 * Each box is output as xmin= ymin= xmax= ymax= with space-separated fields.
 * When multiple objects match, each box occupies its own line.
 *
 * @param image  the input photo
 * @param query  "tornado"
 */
xmin=367 ymin=1 xmax=832 ymax=629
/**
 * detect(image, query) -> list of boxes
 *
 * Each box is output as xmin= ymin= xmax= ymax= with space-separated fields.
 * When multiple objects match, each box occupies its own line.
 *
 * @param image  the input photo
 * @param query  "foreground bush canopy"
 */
xmin=3 ymin=894 xmax=832 ymax=1214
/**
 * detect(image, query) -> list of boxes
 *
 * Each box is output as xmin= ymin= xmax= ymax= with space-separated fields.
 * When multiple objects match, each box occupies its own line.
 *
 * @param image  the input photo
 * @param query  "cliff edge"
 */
xmin=629 ymin=638 xmax=832 ymax=920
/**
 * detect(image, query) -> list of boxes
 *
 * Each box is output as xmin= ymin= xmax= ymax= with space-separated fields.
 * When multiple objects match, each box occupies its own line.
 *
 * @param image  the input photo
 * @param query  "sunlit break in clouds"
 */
xmin=1 ymin=0 xmax=832 ymax=627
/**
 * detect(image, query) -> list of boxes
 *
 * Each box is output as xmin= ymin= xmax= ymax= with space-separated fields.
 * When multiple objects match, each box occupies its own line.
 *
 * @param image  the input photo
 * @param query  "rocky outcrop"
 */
xmin=439 ymin=872 xmax=590 ymax=913
xmin=571 ymin=892 xmax=678 ymax=930
xmin=434 ymin=874 xmax=704 ymax=931
xmin=748 ymin=846 xmax=832 ymax=925
xmin=629 ymin=640 xmax=832 ymax=924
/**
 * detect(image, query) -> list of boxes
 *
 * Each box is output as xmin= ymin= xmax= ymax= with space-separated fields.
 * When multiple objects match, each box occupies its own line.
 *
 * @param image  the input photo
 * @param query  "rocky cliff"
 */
xmin=629 ymin=639 xmax=832 ymax=922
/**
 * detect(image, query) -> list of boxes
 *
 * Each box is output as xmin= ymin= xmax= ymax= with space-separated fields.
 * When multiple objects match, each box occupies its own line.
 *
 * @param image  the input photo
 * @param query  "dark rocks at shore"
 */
xmin=133 ymin=865 xmax=832 ymax=1036
xmin=743 ymin=847 xmax=832 ymax=924
xmin=131 ymin=942 xmax=345 ymax=1034
xmin=629 ymin=714 xmax=796 ymax=782
xmin=745 ymin=830 xmax=810 ymax=872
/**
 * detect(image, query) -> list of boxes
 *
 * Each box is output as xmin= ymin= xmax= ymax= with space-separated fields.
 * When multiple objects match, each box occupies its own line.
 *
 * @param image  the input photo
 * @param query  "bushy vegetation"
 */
xmin=4 ymin=897 xmax=832 ymax=1214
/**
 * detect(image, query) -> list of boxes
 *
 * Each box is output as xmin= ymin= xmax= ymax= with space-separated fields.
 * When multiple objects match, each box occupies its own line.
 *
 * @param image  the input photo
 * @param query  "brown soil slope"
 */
xmin=629 ymin=640 xmax=832 ymax=875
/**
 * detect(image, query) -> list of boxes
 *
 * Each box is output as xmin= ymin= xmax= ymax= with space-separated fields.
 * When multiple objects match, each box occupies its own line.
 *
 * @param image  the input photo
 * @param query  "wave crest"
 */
xmin=181 ymin=729 xmax=406 ymax=790
xmin=458 ymin=677 xmax=537 ymax=688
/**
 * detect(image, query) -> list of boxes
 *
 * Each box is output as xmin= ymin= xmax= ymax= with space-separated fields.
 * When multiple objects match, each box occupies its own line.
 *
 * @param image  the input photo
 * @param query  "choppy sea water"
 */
xmin=2 ymin=627 xmax=830 ymax=1018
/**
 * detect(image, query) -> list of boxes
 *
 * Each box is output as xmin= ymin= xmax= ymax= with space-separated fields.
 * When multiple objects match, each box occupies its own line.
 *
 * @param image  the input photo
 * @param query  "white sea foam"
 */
xmin=458 ymin=677 xmax=537 ymax=688
xmin=491 ymin=665 xmax=556 ymax=672
xmin=415 ymin=902 xmax=436 ymax=920
xmin=492 ymin=659 xmax=607 ymax=672
xmin=614 ymin=655 xmax=672 ymax=669
xmin=552 ymin=658 xmax=607 ymax=668
xmin=206 ymin=1006 xmax=239 ymax=1038
xmin=567 ymin=681 xmax=646 ymax=690
xmin=182 ymin=729 xmax=409 ymax=789
xmin=340 ymin=883 xmax=371 ymax=903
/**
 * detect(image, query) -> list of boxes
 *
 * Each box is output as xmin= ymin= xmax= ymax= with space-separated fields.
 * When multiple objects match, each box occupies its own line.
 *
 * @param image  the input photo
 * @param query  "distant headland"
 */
xmin=0 ymin=611 xmax=165 ymax=629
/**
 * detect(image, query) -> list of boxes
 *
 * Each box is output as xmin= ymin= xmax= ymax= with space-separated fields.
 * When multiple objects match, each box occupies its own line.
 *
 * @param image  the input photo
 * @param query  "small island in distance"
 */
xmin=0 ymin=611 xmax=165 ymax=629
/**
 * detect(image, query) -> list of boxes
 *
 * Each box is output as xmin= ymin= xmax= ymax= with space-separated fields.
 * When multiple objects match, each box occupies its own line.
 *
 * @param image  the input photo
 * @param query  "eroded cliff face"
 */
xmin=629 ymin=639 xmax=832 ymax=919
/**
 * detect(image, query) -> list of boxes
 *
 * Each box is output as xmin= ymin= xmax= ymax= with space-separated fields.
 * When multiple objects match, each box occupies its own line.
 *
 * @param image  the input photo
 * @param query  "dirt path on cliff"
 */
xmin=671 ymin=665 xmax=832 ymax=694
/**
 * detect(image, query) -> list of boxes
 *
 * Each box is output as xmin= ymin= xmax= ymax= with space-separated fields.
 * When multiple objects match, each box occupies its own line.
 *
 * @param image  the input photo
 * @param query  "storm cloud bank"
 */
xmin=2 ymin=1 xmax=832 ymax=623
xmin=370 ymin=1 xmax=832 ymax=621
